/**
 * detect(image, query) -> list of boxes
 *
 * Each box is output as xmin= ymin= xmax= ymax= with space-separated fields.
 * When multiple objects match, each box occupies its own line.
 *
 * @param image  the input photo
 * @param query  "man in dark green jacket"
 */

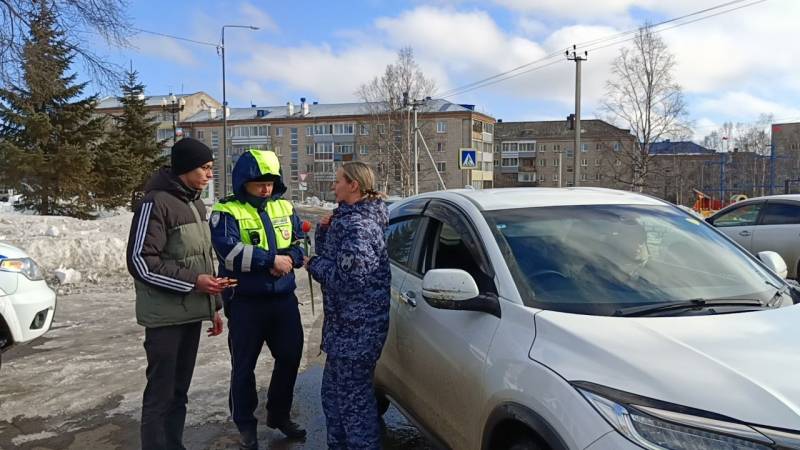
xmin=126 ymin=137 xmax=225 ymax=450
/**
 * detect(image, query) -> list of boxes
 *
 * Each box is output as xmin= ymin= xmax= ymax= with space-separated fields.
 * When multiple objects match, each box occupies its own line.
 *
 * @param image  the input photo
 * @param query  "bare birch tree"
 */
xmin=0 ymin=0 xmax=131 ymax=88
xmin=357 ymin=47 xmax=436 ymax=195
xmin=601 ymin=25 xmax=690 ymax=191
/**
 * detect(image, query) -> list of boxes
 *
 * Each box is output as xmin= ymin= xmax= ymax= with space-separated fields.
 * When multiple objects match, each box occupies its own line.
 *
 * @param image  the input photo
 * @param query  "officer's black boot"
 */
xmin=238 ymin=426 xmax=258 ymax=450
xmin=267 ymin=417 xmax=307 ymax=439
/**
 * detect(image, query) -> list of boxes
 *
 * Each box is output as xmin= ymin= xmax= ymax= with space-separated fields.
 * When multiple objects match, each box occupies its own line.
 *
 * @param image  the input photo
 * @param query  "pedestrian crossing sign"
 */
xmin=459 ymin=148 xmax=477 ymax=170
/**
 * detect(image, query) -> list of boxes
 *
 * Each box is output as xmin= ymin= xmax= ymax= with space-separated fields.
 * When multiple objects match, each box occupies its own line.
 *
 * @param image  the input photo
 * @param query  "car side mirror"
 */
xmin=758 ymin=251 xmax=788 ymax=279
xmin=422 ymin=269 xmax=501 ymax=318
xmin=422 ymin=269 xmax=480 ymax=301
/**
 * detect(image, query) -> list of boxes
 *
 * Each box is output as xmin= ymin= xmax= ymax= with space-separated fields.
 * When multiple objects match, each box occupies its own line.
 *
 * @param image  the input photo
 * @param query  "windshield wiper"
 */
xmin=614 ymin=298 xmax=766 ymax=317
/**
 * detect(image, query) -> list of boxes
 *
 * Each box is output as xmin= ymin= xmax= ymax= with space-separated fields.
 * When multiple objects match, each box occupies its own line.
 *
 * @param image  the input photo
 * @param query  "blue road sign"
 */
xmin=459 ymin=148 xmax=477 ymax=170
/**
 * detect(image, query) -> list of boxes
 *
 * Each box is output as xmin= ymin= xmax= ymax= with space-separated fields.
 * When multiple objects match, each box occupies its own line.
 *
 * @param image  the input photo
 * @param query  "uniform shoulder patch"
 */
xmin=338 ymin=250 xmax=356 ymax=272
xmin=210 ymin=211 xmax=221 ymax=228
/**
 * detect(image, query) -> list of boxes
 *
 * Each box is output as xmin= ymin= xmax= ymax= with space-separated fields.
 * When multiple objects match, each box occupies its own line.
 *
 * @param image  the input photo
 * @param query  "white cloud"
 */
xmin=696 ymin=92 xmax=800 ymax=122
xmin=238 ymin=2 xmax=279 ymax=33
xmin=233 ymin=44 xmax=403 ymax=103
xmin=131 ymin=35 xmax=198 ymax=66
xmin=226 ymin=79 xmax=280 ymax=107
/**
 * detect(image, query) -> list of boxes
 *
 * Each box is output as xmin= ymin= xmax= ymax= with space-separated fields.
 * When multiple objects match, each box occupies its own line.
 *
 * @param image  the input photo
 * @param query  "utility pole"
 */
xmin=567 ymin=46 xmax=587 ymax=187
xmin=404 ymin=93 xmax=425 ymax=195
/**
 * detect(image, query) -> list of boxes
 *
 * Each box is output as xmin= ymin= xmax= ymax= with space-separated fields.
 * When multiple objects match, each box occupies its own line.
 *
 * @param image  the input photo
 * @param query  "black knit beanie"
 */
xmin=171 ymin=137 xmax=214 ymax=175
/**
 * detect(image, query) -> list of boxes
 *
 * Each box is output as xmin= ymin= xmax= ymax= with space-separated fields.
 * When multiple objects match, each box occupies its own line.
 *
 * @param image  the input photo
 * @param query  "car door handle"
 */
xmin=739 ymin=230 xmax=751 ymax=237
xmin=400 ymin=291 xmax=417 ymax=308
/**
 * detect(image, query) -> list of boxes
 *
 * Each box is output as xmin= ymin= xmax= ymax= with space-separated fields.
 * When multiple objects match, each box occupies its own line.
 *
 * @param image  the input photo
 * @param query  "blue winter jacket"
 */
xmin=209 ymin=152 xmax=305 ymax=300
xmin=308 ymin=199 xmax=391 ymax=360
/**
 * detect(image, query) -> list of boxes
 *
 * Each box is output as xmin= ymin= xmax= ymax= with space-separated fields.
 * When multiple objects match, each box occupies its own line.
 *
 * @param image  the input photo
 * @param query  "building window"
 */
xmin=538 ymin=159 xmax=546 ymax=167
xmin=596 ymin=143 xmax=602 ymax=150
xmin=581 ymin=159 xmax=588 ymax=167
xmin=501 ymin=158 xmax=519 ymax=167
xmin=306 ymin=144 xmax=314 ymax=156
xmin=359 ymin=124 xmax=369 ymax=135
xmin=539 ymin=144 xmax=546 ymax=152
xmin=359 ymin=144 xmax=368 ymax=155
xmin=502 ymin=142 xmax=518 ymax=152
xmin=333 ymin=123 xmax=355 ymax=135
xmin=494 ymin=160 xmax=500 ymax=167
xmin=157 ymin=128 xmax=172 ymax=140
xmin=315 ymin=142 xmax=334 ymax=161
xmin=437 ymin=142 xmax=445 ymax=152
xmin=518 ymin=172 xmax=536 ymax=183
xmin=595 ymin=159 xmax=601 ymax=166
xmin=377 ymin=124 xmax=386 ymax=135
xmin=553 ymin=159 xmax=559 ymax=167
xmin=335 ymin=144 xmax=354 ymax=154
xmin=211 ymin=130 xmax=219 ymax=148
xmin=581 ymin=173 xmax=587 ymax=181
xmin=595 ymin=173 xmax=602 ymax=181
xmin=197 ymin=130 xmax=205 ymax=140
xmin=437 ymin=121 xmax=447 ymax=133
xmin=436 ymin=161 xmax=446 ymax=172
xmin=554 ymin=144 xmax=561 ymax=151
xmin=615 ymin=159 xmax=622 ymax=166
xmin=305 ymin=126 xmax=313 ymax=136
xmin=581 ymin=143 xmax=588 ymax=152
xmin=275 ymin=127 xmax=283 ymax=137
xmin=519 ymin=142 xmax=536 ymax=152
xmin=306 ymin=164 xmax=313 ymax=173
xmin=613 ymin=143 xmax=621 ymax=152
xmin=553 ymin=173 xmax=559 ymax=181
xmin=566 ymin=149 xmax=574 ymax=158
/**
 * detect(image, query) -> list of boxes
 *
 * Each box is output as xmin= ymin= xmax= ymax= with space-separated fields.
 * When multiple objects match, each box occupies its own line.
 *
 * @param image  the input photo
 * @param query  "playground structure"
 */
xmin=691 ymin=189 xmax=748 ymax=217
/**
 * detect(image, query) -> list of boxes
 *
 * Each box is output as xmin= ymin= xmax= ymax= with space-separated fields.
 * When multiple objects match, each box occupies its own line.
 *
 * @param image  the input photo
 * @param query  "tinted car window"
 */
xmin=760 ymin=203 xmax=800 ymax=225
xmin=386 ymin=217 xmax=422 ymax=269
xmin=484 ymin=205 xmax=783 ymax=316
xmin=713 ymin=203 xmax=762 ymax=227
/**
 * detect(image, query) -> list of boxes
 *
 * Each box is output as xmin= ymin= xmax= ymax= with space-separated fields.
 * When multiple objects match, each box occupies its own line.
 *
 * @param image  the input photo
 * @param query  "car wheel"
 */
xmin=506 ymin=434 xmax=543 ymax=450
xmin=375 ymin=391 xmax=390 ymax=416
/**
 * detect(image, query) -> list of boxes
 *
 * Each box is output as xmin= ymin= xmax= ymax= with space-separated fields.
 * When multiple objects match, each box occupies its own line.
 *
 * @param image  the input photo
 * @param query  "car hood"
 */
xmin=530 ymin=305 xmax=800 ymax=430
xmin=0 ymin=242 xmax=27 ymax=259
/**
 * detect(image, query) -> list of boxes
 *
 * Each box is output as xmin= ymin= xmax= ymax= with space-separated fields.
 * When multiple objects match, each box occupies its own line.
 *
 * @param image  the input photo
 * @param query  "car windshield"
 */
xmin=484 ymin=204 xmax=785 ymax=316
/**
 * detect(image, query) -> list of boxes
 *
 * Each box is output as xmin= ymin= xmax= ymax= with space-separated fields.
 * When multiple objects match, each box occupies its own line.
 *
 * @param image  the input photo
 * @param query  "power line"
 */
xmin=437 ymin=0 xmax=768 ymax=99
xmin=131 ymin=27 xmax=218 ymax=48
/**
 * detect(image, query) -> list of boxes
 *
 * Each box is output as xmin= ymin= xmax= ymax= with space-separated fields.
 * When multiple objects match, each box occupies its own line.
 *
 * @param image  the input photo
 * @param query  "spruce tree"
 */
xmin=95 ymin=69 xmax=165 ymax=209
xmin=0 ymin=0 xmax=106 ymax=218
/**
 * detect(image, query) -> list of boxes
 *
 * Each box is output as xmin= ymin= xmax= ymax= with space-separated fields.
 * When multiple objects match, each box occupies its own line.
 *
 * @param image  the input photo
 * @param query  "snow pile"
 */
xmin=0 ymin=211 xmax=133 ymax=282
xmin=299 ymin=196 xmax=336 ymax=209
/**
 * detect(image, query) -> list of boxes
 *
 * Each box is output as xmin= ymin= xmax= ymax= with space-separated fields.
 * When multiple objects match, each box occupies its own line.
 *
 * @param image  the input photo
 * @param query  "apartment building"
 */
xmin=770 ymin=123 xmax=800 ymax=193
xmin=493 ymin=117 xmax=637 ymax=189
xmin=181 ymin=98 xmax=496 ymax=201
xmin=96 ymin=91 xmax=221 ymax=149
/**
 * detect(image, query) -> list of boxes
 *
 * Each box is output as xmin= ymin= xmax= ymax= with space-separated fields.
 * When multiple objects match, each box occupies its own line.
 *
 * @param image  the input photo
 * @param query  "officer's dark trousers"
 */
xmin=141 ymin=321 xmax=202 ymax=450
xmin=227 ymin=294 xmax=304 ymax=432
xmin=322 ymin=356 xmax=381 ymax=450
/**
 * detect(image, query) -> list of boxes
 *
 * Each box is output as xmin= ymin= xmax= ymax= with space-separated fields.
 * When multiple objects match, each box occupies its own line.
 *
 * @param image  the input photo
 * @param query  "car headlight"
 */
xmin=576 ymin=384 xmax=774 ymax=449
xmin=0 ymin=258 xmax=45 ymax=281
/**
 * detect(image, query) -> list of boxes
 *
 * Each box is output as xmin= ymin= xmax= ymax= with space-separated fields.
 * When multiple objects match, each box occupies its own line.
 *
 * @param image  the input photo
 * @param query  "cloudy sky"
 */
xmin=84 ymin=0 xmax=799 ymax=141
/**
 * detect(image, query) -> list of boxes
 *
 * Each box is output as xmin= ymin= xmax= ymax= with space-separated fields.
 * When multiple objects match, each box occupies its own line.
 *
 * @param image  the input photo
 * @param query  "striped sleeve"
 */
xmin=126 ymin=200 xmax=196 ymax=293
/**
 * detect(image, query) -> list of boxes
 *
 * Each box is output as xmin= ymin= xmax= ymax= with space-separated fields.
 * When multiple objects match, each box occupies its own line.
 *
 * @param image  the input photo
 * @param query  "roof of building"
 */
xmin=649 ymin=141 xmax=716 ymax=155
xmin=96 ymin=92 xmax=207 ymax=109
xmin=181 ymin=99 xmax=489 ymax=123
xmin=411 ymin=187 xmax=666 ymax=211
xmin=494 ymin=119 xmax=633 ymax=140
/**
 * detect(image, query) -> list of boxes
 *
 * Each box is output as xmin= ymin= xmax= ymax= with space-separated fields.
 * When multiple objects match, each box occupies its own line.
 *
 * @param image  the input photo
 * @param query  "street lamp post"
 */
xmin=161 ymin=93 xmax=186 ymax=143
xmin=220 ymin=24 xmax=259 ymax=199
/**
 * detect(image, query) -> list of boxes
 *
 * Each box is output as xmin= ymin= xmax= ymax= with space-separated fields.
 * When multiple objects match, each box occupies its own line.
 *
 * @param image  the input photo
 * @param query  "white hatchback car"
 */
xmin=375 ymin=188 xmax=800 ymax=450
xmin=707 ymin=194 xmax=800 ymax=279
xmin=0 ymin=242 xmax=56 ymax=368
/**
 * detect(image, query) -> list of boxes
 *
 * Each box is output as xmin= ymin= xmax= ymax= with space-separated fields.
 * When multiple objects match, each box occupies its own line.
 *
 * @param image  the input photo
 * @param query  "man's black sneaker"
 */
xmin=238 ymin=427 xmax=258 ymax=450
xmin=266 ymin=418 xmax=307 ymax=439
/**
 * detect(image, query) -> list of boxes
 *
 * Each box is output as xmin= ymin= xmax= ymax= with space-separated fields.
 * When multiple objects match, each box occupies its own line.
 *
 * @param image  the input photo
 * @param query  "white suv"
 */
xmin=0 ymin=242 xmax=56 ymax=368
xmin=375 ymin=188 xmax=800 ymax=450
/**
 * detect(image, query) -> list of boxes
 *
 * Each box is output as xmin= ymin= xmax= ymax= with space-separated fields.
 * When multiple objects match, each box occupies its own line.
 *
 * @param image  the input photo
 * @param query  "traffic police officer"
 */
xmin=210 ymin=149 xmax=306 ymax=449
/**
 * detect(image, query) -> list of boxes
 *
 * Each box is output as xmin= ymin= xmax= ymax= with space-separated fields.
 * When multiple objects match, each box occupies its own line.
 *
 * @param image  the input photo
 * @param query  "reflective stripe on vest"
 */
xmin=213 ymin=199 xmax=294 ymax=260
